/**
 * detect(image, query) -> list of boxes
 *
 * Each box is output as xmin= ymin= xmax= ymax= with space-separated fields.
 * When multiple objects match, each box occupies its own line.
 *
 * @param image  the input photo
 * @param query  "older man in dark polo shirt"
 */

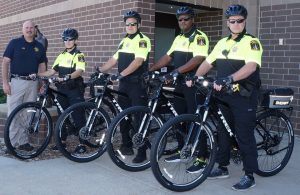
xmin=2 ymin=20 xmax=46 ymax=151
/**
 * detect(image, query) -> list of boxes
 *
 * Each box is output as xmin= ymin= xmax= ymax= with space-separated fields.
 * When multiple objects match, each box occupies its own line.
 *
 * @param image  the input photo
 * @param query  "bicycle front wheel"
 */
xmin=4 ymin=102 xmax=52 ymax=159
xmin=107 ymin=106 xmax=163 ymax=172
xmin=150 ymin=114 xmax=216 ymax=192
xmin=255 ymin=110 xmax=294 ymax=177
xmin=55 ymin=102 xmax=110 ymax=162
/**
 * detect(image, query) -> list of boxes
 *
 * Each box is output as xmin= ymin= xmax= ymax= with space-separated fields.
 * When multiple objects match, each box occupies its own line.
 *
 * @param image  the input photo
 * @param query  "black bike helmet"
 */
xmin=123 ymin=10 xmax=141 ymax=23
xmin=176 ymin=6 xmax=195 ymax=18
xmin=225 ymin=4 xmax=248 ymax=19
xmin=61 ymin=28 xmax=79 ymax=40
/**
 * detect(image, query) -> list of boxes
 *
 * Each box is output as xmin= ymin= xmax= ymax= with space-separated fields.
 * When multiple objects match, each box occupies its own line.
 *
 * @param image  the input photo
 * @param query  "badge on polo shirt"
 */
xmin=250 ymin=40 xmax=260 ymax=51
xmin=197 ymin=37 xmax=206 ymax=46
xmin=139 ymin=40 xmax=147 ymax=48
xmin=78 ymin=54 xmax=85 ymax=62
xmin=34 ymin=47 xmax=39 ymax=52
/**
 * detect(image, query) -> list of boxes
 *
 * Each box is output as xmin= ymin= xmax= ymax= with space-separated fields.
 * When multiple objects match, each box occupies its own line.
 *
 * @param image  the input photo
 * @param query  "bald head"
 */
xmin=22 ymin=20 xmax=35 ymax=41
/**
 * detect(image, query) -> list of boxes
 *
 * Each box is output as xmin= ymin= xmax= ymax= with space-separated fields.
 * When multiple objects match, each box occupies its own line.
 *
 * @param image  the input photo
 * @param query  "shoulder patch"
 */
xmin=77 ymin=54 xmax=85 ymax=62
xmin=197 ymin=36 xmax=206 ymax=46
xmin=139 ymin=40 xmax=147 ymax=48
xmin=250 ymin=40 xmax=260 ymax=51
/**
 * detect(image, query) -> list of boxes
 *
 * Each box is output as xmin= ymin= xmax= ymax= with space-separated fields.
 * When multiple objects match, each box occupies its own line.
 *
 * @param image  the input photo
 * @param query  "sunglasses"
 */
xmin=63 ymin=38 xmax=75 ymax=42
xmin=178 ymin=17 xmax=191 ymax=22
xmin=126 ymin=23 xmax=138 ymax=27
xmin=228 ymin=19 xmax=245 ymax=24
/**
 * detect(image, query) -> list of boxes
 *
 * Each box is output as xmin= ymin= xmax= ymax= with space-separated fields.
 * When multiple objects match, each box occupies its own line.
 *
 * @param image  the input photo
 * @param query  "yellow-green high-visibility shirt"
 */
xmin=113 ymin=31 xmax=151 ymax=78
xmin=206 ymin=31 xmax=263 ymax=86
xmin=167 ymin=27 xmax=209 ymax=69
xmin=53 ymin=48 xmax=85 ymax=77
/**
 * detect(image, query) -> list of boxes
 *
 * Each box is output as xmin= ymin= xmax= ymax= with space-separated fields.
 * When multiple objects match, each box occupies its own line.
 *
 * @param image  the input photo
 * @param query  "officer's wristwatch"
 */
xmin=63 ymin=74 xmax=71 ymax=81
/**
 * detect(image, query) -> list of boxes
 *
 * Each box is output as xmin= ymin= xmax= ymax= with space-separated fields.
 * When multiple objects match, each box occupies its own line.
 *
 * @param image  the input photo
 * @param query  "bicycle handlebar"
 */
xmin=192 ymin=76 xmax=233 ymax=94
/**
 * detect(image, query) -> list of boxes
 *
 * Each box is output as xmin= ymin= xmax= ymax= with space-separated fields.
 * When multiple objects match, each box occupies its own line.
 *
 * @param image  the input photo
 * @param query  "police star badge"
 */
xmin=197 ymin=37 xmax=206 ymax=46
xmin=139 ymin=40 xmax=147 ymax=48
xmin=250 ymin=40 xmax=260 ymax=51
xmin=78 ymin=55 xmax=85 ymax=62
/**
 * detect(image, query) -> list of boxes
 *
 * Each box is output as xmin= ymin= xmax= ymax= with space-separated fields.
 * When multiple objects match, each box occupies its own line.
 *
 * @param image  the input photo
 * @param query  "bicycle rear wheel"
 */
xmin=107 ymin=106 xmax=163 ymax=171
xmin=150 ymin=114 xmax=216 ymax=192
xmin=255 ymin=110 xmax=294 ymax=177
xmin=55 ymin=102 xmax=110 ymax=162
xmin=4 ymin=102 xmax=52 ymax=159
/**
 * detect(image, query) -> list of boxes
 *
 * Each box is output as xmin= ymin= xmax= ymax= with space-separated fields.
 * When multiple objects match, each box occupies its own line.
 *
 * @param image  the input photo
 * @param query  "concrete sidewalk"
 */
xmin=0 ymin=137 xmax=299 ymax=195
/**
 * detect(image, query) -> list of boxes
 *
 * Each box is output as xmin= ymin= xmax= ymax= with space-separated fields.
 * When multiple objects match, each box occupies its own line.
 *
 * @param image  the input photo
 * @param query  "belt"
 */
xmin=11 ymin=74 xmax=32 ymax=80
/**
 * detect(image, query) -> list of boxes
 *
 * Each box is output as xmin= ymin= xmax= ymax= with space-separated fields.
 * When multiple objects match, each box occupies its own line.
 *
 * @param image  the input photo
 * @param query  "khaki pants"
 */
xmin=7 ymin=79 xmax=38 ymax=147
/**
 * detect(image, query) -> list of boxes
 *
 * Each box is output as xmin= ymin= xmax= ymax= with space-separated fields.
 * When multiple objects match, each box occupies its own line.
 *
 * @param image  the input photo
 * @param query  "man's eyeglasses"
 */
xmin=178 ymin=17 xmax=191 ymax=22
xmin=126 ymin=23 xmax=137 ymax=27
xmin=228 ymin=19 xmax=245 ymax=24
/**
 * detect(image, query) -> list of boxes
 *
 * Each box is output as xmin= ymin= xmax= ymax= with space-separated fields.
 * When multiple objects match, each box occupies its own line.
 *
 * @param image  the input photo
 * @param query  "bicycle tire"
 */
xmin=255 ymin=110 xmax=294 ymax=177
xmin=4 ymin=102 xmax=52 ymax=159
xmin=55 ymin=101 xmax=110 ymax=162
xmin=150 ymin=114 xmax=217 ymax=192
xmin=106 ymin=106 xmax=164 ymax=172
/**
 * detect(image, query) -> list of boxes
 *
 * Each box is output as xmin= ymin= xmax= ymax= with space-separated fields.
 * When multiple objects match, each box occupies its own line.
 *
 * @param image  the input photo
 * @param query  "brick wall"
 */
xmin=195 ymin=10 xmax=223 ymax=53
xmin=0 ymin=0 xmax=68 ymax=19
xmin=260 ymin=3 xmax=300 ymax=132
xmin=0 ymin=0 xmax=155 ymax=79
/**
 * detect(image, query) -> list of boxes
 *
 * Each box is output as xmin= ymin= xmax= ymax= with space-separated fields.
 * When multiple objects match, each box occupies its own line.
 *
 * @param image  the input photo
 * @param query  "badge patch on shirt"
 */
xmin=232 ymin=47 xmax=238 ymax=53
xmin=139 ymin=40 xmax=147 ymax=48
xmin=78 ymin=54 xmax=85 ymax=62
xmin=250 ymin=40 xmax=260 ymax=51
xmin=197 ymin=37 xmax=206 ymax=46
xmin=34 ymin=47 xmax=39 ymax=52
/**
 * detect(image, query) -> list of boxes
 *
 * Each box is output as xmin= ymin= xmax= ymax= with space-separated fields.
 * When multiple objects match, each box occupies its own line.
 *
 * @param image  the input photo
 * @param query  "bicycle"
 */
xmin=150 ymin=77 xmax=294 ymax=192
xmin=4 ymin=76 xmax=67 ymax=159
xmin=54 ymin=72 xmax=129 ymax=162
xmin=106 ymin=72 xmax=186 ymax=171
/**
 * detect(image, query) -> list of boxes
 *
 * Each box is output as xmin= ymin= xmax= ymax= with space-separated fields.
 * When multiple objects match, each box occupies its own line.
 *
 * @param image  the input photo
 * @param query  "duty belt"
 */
xmin=10 ymin=74 xmax=33 ymax=80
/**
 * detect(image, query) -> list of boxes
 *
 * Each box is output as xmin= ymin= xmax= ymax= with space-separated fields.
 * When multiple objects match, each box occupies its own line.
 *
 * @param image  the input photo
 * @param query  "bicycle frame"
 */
xmin=136 ymin=75 xmax=184 ymax=139
xmin=84 ymin=73 xmax=128 ymax=135
xmin=181 ymin=80 xmax=236 ymax=158
xmin=27 ymin=77 xmax=66 ymax=134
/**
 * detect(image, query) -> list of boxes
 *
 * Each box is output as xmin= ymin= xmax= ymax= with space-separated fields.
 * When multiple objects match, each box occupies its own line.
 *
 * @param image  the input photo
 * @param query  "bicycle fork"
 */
xmin=138 ymin=99 xmax=158 ymax=139
xmin=29 ymin=97 xmax=47 ymax=133
xmin=182 ymin=106 xmax=209 ymax=158
xmin=85 ymin=97 xmax=106 ymax=144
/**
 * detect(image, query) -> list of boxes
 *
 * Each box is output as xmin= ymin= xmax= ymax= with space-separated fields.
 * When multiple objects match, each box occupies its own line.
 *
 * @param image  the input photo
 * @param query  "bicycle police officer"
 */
xmin=33 ymin=28 xmax=87 ymax=153
xmin=191 ymin=4 xmax=263 ymax=190
xmin=149 ymin=6 xmax=209 ymax=168
xmin=99 ymin=11 xmax=151 ymax=163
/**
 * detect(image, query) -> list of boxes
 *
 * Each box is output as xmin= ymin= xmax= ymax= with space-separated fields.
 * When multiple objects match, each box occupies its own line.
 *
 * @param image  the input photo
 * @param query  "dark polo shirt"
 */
xmin=3 ymin=36 xmax=46 ymax=76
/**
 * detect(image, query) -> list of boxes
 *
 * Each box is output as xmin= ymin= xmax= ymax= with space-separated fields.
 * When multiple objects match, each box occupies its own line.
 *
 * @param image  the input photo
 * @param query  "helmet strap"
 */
xmin=228 ymin=28 xmax=246 ymax=40
xmin=66 ymin=44 xmax=76 ymax=51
